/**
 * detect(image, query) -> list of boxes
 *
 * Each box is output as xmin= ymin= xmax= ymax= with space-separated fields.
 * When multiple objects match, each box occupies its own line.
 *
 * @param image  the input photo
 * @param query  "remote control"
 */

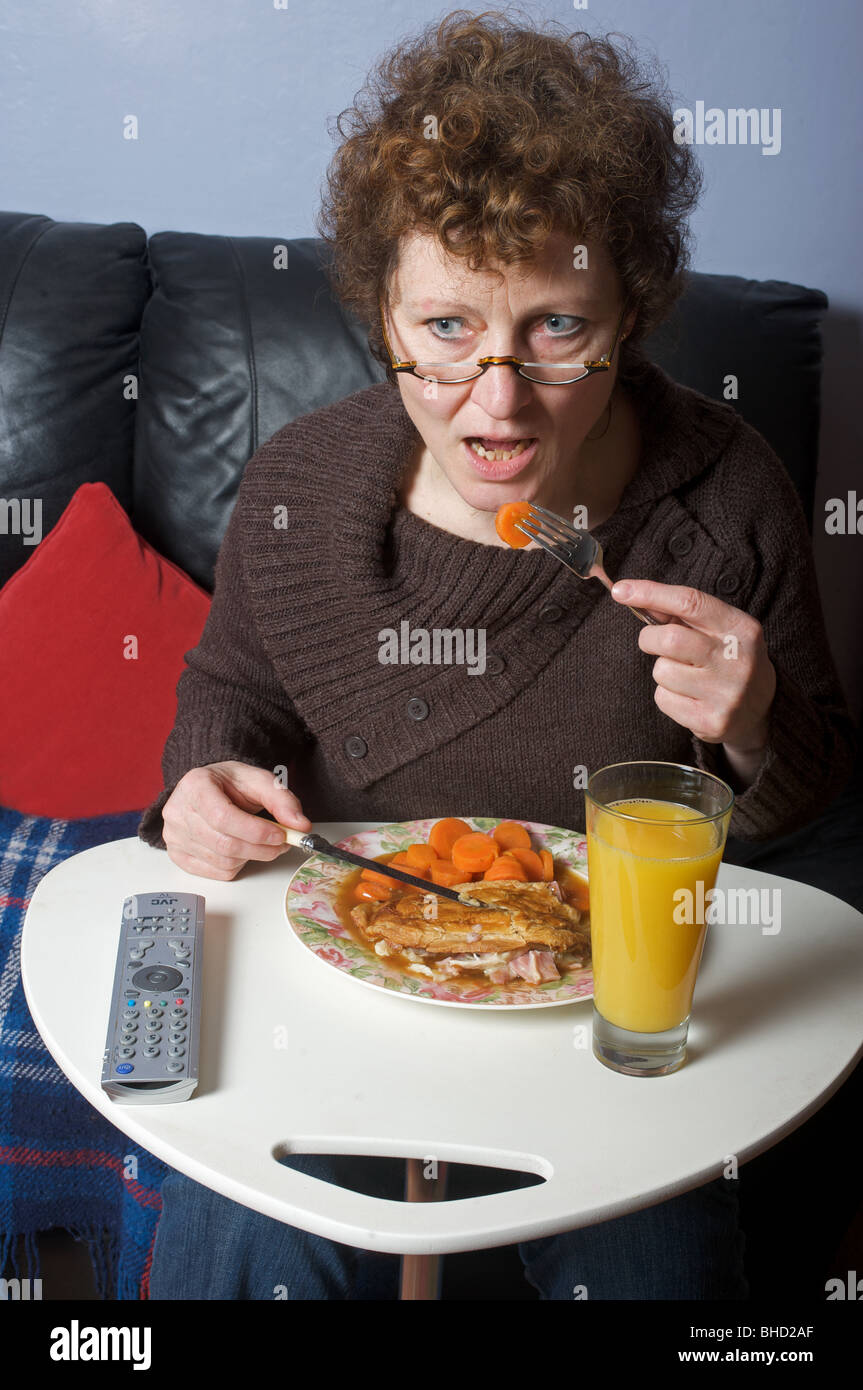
xmin=101 ymin=891 xmax=204 ymax=1104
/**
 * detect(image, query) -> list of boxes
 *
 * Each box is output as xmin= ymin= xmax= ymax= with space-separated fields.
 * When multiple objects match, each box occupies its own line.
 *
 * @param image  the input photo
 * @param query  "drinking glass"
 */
xmin=585 ymin=761 xmax=734 ymax=1076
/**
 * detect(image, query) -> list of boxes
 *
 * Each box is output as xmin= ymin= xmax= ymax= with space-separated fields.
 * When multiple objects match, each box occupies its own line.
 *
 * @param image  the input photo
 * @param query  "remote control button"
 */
xmin=170 ymin=1007 xmax=188 ymax=1018
xmin=118 ymin=1046 xmax=136 ymax=1058
xmin=167 ymin=1045 xmax=186 ymax=1057
xmin=115 ymin=1063 xmax=134 ymax=1074
xmin=165 ymin=1062 xmax=184 ymax=1073
xmin=129 ymin=950 xmax=144 ymax=961
xmin=159 ymin=999 xmax=169 ymax=1007
xmin=164 ymin=923 xmax=174 ymax=932
xmin=146 ymin=1019 xmax=163 ymax=1030
xmin=179 ymin=924 xmax=189 ymax=932
xmin=121 ymin=1019 xmax=138 ymax=1030
xmin=122 ymin=1009 xmax=139 ymax=1019
xmin=143 ymin=1046 xmax=160 ymax=1058
xmin=170 ymin=1019 xmax=187 ymax=1030
xmin=131 ymin=966 xmax=183 ymax=991
xmin=168 ymin=1030 xmax=185 ymax=1042
xmin=148 ymin=1007 xmax=162 ymax=1018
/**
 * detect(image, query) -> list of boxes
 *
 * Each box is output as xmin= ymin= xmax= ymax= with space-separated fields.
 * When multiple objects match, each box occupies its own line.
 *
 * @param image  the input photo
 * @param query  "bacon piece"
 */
xmin=508 ymin=950 xmax=560 ymax=983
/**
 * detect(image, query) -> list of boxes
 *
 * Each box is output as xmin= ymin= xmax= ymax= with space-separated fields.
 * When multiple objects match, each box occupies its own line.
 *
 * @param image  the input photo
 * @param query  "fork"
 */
xmin=515 ymin=502 xmax=679 ymax=627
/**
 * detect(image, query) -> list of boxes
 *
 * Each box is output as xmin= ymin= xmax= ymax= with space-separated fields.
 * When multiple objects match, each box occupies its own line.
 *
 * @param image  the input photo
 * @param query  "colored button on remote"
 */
xmin=115 ymin=1063 xmax=134 ymax=1074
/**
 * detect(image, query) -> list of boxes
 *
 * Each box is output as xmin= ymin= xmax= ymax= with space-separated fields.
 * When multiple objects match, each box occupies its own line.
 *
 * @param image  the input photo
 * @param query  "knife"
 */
xmin=279 ymin=826 xmax=495 ymax=908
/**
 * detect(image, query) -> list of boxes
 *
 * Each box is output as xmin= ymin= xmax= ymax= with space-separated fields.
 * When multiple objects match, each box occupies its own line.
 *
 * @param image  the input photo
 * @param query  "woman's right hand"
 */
xmin=161 ymin=761 xmax=312 ymax=880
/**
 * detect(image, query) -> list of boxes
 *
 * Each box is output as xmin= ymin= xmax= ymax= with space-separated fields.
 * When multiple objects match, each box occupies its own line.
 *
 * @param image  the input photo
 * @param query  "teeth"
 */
xmin=469 ymin=439 xmax=531 ymax=461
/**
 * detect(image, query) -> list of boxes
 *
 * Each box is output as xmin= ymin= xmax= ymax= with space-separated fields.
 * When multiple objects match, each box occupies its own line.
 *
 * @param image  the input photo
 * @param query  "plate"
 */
xmin=283 ymin=817 xmax=593 ymax=1009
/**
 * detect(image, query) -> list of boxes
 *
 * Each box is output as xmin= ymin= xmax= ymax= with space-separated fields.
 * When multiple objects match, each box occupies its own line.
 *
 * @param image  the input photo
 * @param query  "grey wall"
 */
xmin=2 ymin=0 xmax=861 ymax=717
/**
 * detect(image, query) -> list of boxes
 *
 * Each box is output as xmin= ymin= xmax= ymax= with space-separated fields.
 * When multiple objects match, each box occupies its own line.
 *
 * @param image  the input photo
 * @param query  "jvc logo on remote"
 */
xmin=123 ymin=895 xmax=178 ymax=919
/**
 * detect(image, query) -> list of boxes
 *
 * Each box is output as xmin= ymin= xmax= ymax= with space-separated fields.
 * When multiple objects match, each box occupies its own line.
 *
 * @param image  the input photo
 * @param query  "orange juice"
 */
xmin=587 ymin=798 xmax=724 ymax=1033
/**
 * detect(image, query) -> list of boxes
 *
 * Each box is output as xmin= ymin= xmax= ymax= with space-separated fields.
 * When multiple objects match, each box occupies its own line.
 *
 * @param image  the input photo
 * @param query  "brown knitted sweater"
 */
xmin=138 ymin=357 xmax=857 ymax=848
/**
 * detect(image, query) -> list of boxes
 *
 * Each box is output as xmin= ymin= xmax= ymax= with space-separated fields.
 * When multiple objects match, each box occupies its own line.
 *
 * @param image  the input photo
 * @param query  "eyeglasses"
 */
xmin=378 ymin=297 xmax=629 ymax=385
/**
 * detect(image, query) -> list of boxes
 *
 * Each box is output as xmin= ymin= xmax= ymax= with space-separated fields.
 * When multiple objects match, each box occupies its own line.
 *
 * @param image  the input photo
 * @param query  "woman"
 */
xmin=139 ymin=12 xmax=856 ymax=1299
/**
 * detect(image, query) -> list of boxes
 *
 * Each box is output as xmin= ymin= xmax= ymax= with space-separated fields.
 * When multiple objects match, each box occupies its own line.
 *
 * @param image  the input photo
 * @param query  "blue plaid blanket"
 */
xmin=0 ymin=804 xmax=170 ymax=1300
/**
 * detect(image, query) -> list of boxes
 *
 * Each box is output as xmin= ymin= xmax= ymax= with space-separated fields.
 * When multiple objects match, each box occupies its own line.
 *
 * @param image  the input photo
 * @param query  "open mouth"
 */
xmin=463 ymin=437 xmax=538 ymax=476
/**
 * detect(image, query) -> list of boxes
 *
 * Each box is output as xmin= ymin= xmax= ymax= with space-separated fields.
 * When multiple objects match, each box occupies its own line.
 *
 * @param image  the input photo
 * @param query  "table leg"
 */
xmin=398 ymin=1159 xmax=449 ymax=1300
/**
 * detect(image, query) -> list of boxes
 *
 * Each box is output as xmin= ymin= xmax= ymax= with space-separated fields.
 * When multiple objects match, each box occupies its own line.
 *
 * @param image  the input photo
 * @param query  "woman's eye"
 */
xmin=427 ymin=317 xmax=464 ymax=338
xmin=542 ymin=315 xmax=584 ymax=336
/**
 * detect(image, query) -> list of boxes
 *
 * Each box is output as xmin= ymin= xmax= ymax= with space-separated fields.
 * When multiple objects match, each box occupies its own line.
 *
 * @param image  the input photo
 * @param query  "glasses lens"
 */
xmin=413 ymin=362 xmax=483 ymax=383
xmin=412 ymin=361 xmax=593 ymax=384
xmin=518 ymin=363 xmax=591 ymax=384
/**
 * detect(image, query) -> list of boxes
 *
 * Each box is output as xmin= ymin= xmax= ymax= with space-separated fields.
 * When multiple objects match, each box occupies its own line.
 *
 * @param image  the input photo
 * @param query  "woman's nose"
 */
xmin=467 ymin=360 xmax=535 ymax=417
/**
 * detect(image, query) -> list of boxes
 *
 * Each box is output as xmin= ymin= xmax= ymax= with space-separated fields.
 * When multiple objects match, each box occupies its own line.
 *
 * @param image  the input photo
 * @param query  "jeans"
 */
xmin=148 ymin=1154 xmax=749 ymax=1300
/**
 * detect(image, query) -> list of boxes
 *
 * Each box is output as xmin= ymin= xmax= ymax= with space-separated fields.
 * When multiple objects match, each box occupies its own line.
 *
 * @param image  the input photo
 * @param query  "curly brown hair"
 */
xmin=316 ymin=8 xmax=703 ymax=382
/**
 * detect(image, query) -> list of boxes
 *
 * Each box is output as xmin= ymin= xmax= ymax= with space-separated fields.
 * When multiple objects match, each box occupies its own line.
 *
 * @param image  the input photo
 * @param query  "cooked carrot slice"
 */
xmin=387 ymin=853 xmax=425 ymax=893
xmin=540 ymin=849 xmax=555 ymax=881
xmin=493 ymin=820 xmax=532 ymax=852
xmin=360 ymin=858 xmax=404 ymax=889
xmin=429 ymin=817 xmax=473 ymax=859
xmin=566 ymin=871 xmax=590 ymax=911
xmin=451 ymin=832 xmax=499 ymax=874
xmin=505 ymin=847 xmax=544 ymax=880
xmin=405 ymin=843 xmax=438 ymax=870
xmin=495 ymin=501 xmax=533 ymax=548
xmin=482 ymin=854 xmax=529 ymax=882
xmin=429 ymin=860 xmax=464 ymax=888
xmin=353 ymin=879 xmax=391 ymax=902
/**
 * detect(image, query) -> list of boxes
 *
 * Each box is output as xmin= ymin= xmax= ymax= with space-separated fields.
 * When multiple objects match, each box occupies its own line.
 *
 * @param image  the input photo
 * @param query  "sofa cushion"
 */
xmin=0 ymin=212 xmax=150 ymax=592
xmin=0 ymin=482 xmax=210 ymax=817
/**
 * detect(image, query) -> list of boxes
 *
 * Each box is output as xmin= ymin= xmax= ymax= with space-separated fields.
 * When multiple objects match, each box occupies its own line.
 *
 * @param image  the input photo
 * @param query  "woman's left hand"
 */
xmin=611 ymin=579 xmax=777 ymax=777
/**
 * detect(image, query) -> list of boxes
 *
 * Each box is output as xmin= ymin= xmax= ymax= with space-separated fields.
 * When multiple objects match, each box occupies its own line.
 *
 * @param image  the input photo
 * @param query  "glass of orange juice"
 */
xmin=585 ymin=761 xmax=734 ymax=1077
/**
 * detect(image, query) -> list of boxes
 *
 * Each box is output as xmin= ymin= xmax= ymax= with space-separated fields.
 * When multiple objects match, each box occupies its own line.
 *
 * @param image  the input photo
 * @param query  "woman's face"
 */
xmin=384 ymin=228 xmax=636 ymax=517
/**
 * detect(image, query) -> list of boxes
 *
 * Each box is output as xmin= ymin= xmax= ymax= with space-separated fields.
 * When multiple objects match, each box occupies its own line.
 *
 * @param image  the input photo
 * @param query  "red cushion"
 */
xmin=0 ymin=482 xmax=210 ymax=817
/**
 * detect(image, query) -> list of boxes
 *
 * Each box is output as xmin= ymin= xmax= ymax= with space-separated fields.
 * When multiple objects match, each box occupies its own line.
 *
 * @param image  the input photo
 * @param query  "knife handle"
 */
xmin=280 ymin=825 xmax=314 ymax=849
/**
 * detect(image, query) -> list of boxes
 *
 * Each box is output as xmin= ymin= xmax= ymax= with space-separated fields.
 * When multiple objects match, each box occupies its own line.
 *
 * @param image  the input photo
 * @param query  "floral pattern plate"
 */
xmin=283 ymin=817 xmax=593 ymax=1009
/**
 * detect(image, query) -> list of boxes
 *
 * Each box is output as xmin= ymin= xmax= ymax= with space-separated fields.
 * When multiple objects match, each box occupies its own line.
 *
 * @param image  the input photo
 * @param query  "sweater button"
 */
xmin=485 ymin=653 xmax=506 ymax=675
xmin=538 ymin=602 xmax=564 ymax=623
xmin=668 ymin=530 xmax=695 ymax=557
xmin=344 ymin=735 xmax=368 ymax=758
xmin=717 ymin=570 xmax=741 ymax=595
xmin=407 ymin=697 xmax=429 ymax=721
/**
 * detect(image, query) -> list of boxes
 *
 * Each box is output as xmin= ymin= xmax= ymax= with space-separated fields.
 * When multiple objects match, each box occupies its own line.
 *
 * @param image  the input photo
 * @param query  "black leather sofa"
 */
xmin=1 ymin=210 xmax=860 ymax=1299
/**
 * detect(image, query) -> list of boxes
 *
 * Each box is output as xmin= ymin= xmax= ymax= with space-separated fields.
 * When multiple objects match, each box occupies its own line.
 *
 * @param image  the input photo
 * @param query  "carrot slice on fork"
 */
xmin=494 ymin=501 xmax=534 ymax=548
